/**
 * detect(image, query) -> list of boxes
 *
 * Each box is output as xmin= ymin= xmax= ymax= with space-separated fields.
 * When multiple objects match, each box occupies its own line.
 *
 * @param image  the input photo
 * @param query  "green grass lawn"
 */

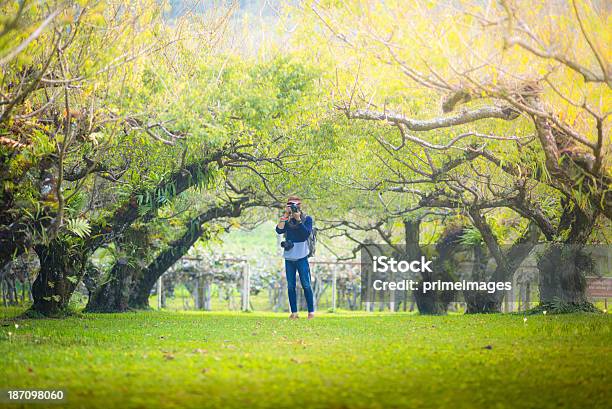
xmin=0 ymin=309 xmax=610 ymax=409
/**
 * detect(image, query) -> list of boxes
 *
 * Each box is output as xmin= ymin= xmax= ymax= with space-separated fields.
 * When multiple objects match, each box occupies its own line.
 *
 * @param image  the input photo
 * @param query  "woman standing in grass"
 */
xmin=275 ymin=195 xmax=315 ymax=319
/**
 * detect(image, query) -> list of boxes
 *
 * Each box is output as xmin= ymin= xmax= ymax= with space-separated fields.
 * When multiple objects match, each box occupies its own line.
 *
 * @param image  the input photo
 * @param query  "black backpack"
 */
xmin=307 ymin=219 xmax=317 ymax=258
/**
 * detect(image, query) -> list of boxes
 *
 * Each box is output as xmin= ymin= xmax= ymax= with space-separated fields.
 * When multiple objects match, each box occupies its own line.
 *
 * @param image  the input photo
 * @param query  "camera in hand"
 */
xmin=280 ymin=203 xmax=299 ymax=251
xmin=280 ymin=239 xmax=294 ymax=251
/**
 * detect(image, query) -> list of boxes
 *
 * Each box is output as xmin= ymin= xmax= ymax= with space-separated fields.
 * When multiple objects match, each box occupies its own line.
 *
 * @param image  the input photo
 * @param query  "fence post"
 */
xmin=242 ymin=261 xmax=250 ymax=311
xmin=246 ymin=262 xmax=250 ymax=310
xmin=331 ymin=266 xmax=337 ymax=312
xmin=194 ymin=277 xmax=200 ymax=310
xmin=509 ymin=275 xmax=516 ymax=312
xmin=157 ymin=275 xmax=163 ymax=310
xmin=389 ymin=270 xmax=396 ymax=312
xmin=203 ymin=277 xmax=211 ymax=311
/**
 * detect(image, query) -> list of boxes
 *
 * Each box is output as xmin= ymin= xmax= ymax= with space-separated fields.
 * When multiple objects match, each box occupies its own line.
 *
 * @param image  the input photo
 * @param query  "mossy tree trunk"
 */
xmin=85 ymin=227 xmax=150 ymax=313
xmin=464 ymin=222 xmax=540 ymax=314
xmin=405 ymin=219 xmax=454 ymax=315
xmin=129 ymin=226 xmax=204 ymax=309
xmin=85 ymin=259 xmax=134 ymax=312
xmin=537 ymin=205 xmax=597 ymax=305
xmin=30 ymin=239 xmax=85 ymax=316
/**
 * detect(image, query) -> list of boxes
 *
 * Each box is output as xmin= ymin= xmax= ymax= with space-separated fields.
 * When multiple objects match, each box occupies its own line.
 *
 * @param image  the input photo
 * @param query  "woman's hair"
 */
xmin=287 ymin=195 xmax=301 ymax=203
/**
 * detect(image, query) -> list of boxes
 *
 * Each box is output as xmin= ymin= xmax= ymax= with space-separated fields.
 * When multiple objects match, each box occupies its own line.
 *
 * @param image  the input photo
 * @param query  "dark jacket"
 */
xmin=275 ymin=216 xmax=313 ymax=243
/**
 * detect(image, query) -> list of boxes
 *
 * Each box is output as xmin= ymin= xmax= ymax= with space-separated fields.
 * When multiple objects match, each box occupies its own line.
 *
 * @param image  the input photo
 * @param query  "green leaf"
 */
xmin=66 ymin=275 xmax=79 ymax=284
xmin=66 ymin=218 xmax=92 ymax=238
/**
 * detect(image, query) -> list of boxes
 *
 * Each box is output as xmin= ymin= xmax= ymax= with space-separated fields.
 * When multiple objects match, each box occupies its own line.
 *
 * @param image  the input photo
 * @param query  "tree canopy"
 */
xmin=1 ymin=0 xmax=609 ymax=315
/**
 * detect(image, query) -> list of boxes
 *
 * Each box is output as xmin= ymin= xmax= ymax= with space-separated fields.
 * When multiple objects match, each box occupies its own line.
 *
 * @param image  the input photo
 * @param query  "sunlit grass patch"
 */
xmin=0 ymin=310 xmax=610 ymax=409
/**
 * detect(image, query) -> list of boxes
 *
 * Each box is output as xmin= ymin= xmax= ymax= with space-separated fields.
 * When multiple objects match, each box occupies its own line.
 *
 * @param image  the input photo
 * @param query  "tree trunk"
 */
xmin=464 ymin=210 xmax=541 ymax=313
xmin=538 ymin=244 xmax=589 ymax=304
xmin=538 ymin=207 xmax=597 ymax=305
xmin=85 ymin=259 xmax=133 ymax=312
xmin=129 ymin=225 xmax=205 ymax=309
xmin=129 ymin=274 xmax=157 ymax=310
xmin=465 ymin=294 xmax=501 ymax=313
xmin=85 ymin=227 xmax=151 ymax=313
xmin=404 ymin=218 xmax=453 ymax=315
xmin=413 ymin=286 xmax=449 ymax=315
xmin=463 ymin=244 xmax=500 ymax=313
xmin=30 ymin=240 xmax=83 ymax=316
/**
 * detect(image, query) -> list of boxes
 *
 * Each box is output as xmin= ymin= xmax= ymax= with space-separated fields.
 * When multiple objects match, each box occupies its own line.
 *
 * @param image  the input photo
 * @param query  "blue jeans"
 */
xmin=285 ymin=257 xmax=314 ymax=313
